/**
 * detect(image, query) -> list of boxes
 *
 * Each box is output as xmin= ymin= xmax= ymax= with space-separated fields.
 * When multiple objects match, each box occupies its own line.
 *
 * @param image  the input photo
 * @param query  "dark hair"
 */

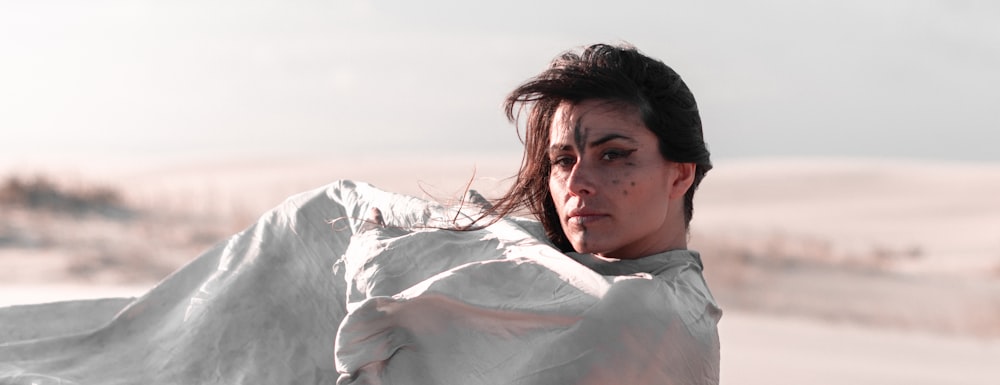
xmin=483 ymin=43 xmax=712 ymax=251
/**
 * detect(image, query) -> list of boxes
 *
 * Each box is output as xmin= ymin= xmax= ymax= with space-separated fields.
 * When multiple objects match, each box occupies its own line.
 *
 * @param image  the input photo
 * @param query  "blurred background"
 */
xmin=4 ymin=0 xmax=999 ymax=162
xmin=2 ymin=1 xmax=999 ymax=383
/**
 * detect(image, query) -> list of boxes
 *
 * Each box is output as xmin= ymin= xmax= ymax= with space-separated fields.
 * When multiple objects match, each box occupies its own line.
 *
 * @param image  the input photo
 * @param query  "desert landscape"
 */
xmin=1 ymin=154 xmax=999 ymax=384
xmin=4 ymin=0 xmax=997 ymax=382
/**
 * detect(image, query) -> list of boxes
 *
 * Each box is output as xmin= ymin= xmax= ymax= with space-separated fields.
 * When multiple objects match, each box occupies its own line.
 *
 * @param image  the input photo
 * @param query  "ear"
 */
xmin=667 ymin=162 xmax=696 ymax=200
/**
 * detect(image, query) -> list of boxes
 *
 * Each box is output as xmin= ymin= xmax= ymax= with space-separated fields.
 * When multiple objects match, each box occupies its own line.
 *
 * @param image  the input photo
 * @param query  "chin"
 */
xmin=569 ymin=244 xmax=592 ymax=254
xmin=567 ymin=238 xmax=616 ymax=256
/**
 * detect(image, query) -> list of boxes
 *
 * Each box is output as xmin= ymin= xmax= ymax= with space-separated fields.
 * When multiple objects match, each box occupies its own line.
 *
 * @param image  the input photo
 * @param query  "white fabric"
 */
xmin=0 ymin=180 xmax=721 ymax=385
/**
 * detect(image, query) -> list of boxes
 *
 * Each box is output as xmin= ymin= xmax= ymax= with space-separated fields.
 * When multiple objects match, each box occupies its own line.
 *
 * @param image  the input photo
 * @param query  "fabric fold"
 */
xmin=1 ymin=180 xmax=720 ymax=385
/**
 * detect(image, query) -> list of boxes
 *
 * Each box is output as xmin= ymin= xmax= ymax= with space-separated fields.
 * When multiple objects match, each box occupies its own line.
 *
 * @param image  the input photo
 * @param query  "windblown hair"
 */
xmin=483 ymin=43 xmax=712 ymax=251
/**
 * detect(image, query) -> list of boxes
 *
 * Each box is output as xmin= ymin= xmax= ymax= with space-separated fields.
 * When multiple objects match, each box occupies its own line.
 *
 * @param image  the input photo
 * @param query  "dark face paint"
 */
xmin=573 ymin=120 xmax=588 ymax=157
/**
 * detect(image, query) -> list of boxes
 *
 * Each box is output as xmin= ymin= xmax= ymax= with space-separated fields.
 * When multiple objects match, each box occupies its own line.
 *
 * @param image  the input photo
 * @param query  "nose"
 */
xmin=566 ymin=162 xmax=596 ymax=197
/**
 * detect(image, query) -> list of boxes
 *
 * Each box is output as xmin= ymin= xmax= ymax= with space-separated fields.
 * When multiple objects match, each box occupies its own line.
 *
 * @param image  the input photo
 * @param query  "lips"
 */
xmin=566 ymin=209 xmax=609 ymax=225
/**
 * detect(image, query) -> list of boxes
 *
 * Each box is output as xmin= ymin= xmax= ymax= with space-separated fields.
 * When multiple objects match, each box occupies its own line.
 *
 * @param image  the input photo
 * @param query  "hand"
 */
xmin=359 ymin=207 xmax=385 ymax=232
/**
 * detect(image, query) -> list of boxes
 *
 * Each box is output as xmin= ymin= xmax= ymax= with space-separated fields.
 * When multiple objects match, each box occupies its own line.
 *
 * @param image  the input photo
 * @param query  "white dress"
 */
xmin=0 ymin=180 xmax=721 ymax=385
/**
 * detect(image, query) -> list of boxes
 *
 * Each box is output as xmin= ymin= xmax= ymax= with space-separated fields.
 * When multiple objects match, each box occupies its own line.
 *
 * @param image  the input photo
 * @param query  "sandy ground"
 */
xmin=695 ymin=158 xmax=1000 ymax=277
xmin=0 ymin=284 xmax=151 ymax=307
xmin=720 ymin=311 xmax=1000 ymax=385
xmin=2 ymin=154 xmax=999 ymax=383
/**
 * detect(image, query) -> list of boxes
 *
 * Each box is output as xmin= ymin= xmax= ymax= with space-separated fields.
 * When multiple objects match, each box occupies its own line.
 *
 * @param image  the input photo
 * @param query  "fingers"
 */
xmin=369 ymin=207 xmax=385 ymax=227
xmin=359 ymin=207 xmax=385 ymax=233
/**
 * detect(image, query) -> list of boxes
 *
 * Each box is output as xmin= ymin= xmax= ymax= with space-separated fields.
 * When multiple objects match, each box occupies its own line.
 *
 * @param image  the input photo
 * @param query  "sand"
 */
xmin=720 ymin=311 xmax=1000 ymax=385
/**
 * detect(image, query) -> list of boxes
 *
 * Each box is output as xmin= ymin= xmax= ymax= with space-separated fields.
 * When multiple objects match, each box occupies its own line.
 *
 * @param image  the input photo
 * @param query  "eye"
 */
xmin=601 ymin=149 xmax=636 ymax=161
xmin=551 ymin=155 xmax=576 ymax=167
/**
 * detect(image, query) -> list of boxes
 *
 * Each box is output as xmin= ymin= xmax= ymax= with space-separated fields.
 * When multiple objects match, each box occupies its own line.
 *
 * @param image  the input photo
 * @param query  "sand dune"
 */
xmin=695 ymin=157 xmax=1000 ymax=277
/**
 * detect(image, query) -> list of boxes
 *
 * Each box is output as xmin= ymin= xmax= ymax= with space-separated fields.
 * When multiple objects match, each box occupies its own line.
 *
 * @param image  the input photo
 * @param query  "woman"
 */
xmin=361 ymin=42 xmax=720 ymax=383
xmin=475 ymin=42 xmax=721 ymax=383
xmin=488 ymin=43 xmax=713 ymax=258
xmin=0 ymin=43 xmax=720 ymax=385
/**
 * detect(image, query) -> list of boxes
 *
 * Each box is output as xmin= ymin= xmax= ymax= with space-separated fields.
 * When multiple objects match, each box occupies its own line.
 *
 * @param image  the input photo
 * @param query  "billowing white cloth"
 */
xmin=0 ymin=180 xmax=721 ymax=385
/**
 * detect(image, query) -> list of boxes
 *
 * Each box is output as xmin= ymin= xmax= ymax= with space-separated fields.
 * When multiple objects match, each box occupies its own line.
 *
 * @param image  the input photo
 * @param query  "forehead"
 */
xmin=549 ymin=100 xmax=648 ymax=143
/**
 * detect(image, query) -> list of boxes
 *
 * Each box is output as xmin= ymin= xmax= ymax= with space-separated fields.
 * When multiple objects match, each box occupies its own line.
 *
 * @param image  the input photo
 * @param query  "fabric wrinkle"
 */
xmin=0 ymin=180 xmax=721 ymax=385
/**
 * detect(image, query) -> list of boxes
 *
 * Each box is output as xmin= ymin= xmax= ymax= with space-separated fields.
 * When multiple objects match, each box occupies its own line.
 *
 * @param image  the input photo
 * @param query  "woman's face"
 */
xmin=547 ymin=99 xmax=692 ymax=259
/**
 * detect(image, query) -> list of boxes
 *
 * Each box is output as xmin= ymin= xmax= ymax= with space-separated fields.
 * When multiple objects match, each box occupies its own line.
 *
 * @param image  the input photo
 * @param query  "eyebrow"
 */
xmin=588 ymin=133 xmax=636 ymax=147
xmin=548 ymin=133 xmax=638 ymax=152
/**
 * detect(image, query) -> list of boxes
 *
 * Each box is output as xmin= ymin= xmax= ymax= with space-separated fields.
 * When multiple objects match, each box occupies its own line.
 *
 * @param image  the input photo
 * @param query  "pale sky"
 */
xmin=2 ymin=0 xmax=998 ymax=163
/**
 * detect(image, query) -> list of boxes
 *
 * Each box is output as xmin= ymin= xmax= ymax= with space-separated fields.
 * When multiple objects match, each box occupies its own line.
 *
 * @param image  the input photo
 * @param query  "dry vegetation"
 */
xmin=0 ymin=175 xmax=132 ymax=218
xmin=0 ymin=173 xmax=239 ymax=284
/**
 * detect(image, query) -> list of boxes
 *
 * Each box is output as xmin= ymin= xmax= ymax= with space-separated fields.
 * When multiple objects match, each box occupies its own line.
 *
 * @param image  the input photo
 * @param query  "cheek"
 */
xmin=548 ymin=173 xmax=563 ymax=194
xmin=547 ymin=175 xmax=566 ymax=213
xmin=549 ymin=167 xmax=576 ymax=193
xmin=616 ymin=172 xmax=636 ymax=196
xmin=623 ymin=181 xmax=634 ymax=195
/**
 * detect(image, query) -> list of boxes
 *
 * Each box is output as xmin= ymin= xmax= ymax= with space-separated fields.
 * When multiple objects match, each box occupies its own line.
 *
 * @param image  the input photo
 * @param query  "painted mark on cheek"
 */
xmin=630 ymin=181 xmax=636 ymax=187
xmin=622 ymin=190 xmax=629 ymax=195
